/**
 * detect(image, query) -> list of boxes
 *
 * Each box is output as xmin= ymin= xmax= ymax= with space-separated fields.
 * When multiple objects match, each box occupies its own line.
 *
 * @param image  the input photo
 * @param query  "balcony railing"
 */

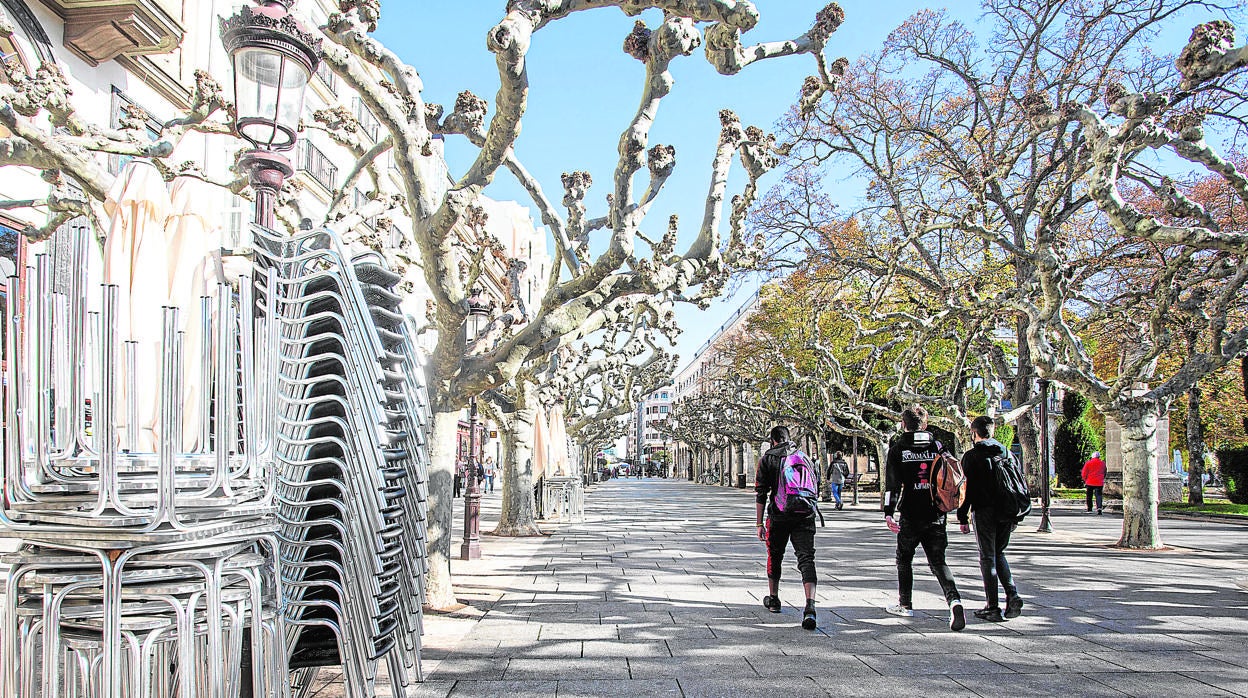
xmin=316 ymin=61 xmax=338 ymax=95
xmin=298 ymin=141 xmax=337 ymax=192
xmin=353 ymin=97 xmax=381 ymax=142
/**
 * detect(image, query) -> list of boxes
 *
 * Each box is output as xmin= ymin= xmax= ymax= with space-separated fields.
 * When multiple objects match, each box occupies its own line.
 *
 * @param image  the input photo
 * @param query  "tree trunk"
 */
xmin=1016 ymin=408 xmax=1043 ymax=492
xmin=1116 ymin=401 xmax=1164 ymax=549
xmin=872 ymin=439 xmax=888 ymax=511
xmin=424 ymin=407 xmax=460 ymax=609
xmin=738 ymin=441 xmax=747 ymax=487
xmin=1186 ymin=382 xmax=1206 ymax=505
xmin=1013 ymin=317 xmax=1043 ymax=491
xmin=493 ymin=383 xmax=542 ymax=536
xmin=1186 ymin=329 xmax=1205 ymax=505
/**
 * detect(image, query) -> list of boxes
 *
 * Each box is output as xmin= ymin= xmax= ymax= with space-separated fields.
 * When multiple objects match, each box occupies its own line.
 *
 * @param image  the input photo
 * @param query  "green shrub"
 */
xmin=996 ymin=423 xmax=1015 ymax=453
xmin=1054 ymin=392 xmax=1102 ymax=488
xmin=1218 ymin=448 xmax=1248 ymax=505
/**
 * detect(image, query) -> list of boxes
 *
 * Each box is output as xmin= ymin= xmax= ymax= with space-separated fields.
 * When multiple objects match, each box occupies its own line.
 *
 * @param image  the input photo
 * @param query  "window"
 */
xmin=297 ymin=140 xmax=337 ymax=191
xmin=354 ymin=188 xmax=378 ymax=230
xmin=224 ymin=194 xmax=249 ymax=248
xmin=353 ymin=96 xmax=381 ymax=142
xmin=660 ymin=405 xmax=669 ymax=414
xmin=316 ymin=61 xmax=338 ymax=94
xmin=108 ymin=87 xmax=160 ymax=174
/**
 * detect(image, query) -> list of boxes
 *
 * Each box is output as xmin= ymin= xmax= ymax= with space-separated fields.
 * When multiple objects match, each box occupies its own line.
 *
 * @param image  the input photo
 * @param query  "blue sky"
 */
xmin=372 ymin=1 xmax=1225 ymax=375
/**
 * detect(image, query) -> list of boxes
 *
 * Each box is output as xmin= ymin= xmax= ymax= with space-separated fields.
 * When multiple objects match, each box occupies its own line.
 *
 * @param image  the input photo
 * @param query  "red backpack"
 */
xmin=929 ymin=452 xmax=966 ymax=513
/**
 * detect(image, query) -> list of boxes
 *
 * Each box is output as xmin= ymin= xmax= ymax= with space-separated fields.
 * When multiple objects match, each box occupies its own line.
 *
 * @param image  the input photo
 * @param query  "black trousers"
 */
xmin=896 ymin=518 xmax=960 ymax=606
xmin=972 ymin=510 xmax=1018 ymax=609
xmin=1086 ymin=485 xmax=1103 ymax=512
xmin=765 ymin=515 xmax=817 ymax=584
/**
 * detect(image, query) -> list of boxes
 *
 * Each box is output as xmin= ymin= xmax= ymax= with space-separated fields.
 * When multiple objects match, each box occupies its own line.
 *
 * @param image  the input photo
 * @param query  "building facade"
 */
xmin=670 ymin=290 xmax=760 ymax=483
xmin=0 ymin=0 xmax=554 ymax=487
xmin=626 ymin=385 xmax=672 ymax=475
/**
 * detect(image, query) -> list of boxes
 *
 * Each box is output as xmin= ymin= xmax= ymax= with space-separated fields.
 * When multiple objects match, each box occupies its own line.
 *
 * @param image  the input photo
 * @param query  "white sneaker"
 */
xmin=949 ymin=601 xmax=966 ymax=631
xmin=885 ymin=604 xmax=914 ymax=617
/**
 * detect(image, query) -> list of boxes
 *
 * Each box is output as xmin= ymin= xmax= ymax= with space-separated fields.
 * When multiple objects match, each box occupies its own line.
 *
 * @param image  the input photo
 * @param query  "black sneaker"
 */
xmin=802 ymin=601 xmax=817 ymax=630
xmin=973 ymin=607 xmax=1005 ymax=622
xmin=763 ymin=595 xmax=781 ymax=613
xmin=949 ymin=601 xmax=966 ymax=632
xmin=1004 ymin=595 xmax=1024 ymax=619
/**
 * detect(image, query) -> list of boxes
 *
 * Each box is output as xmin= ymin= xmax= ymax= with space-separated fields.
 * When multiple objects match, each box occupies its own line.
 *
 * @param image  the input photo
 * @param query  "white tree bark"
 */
xmin=494 ymin=382 xmax=542 ymax=536
xmin=424 ymin=408 xmax=462 ymax=609
xmin=1117 ymin=402 xmax=1163 ymax=549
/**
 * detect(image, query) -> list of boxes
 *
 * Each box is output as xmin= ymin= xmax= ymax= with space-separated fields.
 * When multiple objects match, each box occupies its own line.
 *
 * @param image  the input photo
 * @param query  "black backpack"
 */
xmin=990 ymin=450 xmax=1031 ymax=523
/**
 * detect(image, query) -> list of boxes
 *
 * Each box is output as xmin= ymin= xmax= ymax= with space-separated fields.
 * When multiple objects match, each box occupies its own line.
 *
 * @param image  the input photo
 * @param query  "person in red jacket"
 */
xmin=1081 ymin=452 xmax=1107 ymax=515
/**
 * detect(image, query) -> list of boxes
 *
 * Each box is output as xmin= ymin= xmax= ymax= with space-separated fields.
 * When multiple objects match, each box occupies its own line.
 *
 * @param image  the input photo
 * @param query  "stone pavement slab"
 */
xmin=311 ymin=478 xmax=1248 ymax=697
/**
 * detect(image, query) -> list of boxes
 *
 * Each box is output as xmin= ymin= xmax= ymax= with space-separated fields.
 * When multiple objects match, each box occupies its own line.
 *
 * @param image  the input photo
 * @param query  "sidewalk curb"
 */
xmin=1158 ymin=510 xmax=1248 ymax=525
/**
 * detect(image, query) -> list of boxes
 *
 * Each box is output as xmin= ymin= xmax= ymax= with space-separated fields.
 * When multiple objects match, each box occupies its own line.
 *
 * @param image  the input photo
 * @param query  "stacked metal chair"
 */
xmin=0 ymin=223 xmax=287 ymax=698
xmin=542 ymin=477 xmax=585 ymax=523
xmin=251 ymin=225 xmax=430 ymax=698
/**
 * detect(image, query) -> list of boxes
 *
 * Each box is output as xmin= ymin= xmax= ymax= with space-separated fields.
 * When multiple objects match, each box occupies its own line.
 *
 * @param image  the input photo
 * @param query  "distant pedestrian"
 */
xmin=1082 ymin=451 xmax=1106 ymax=515
xmin=475 ymin=459 xmax=486 ymax=488
xmin=453 ymin=459 xmax=464 ymax=498
xmin=755 ymin=426 xmax=820 ymax=630
xmin=957 ymin=416 xmax=1025 ymax=623
xmin=484 ymin=457 xmax=496 ymax=493
xmin=827 ymin=452 xmax=850 ymax=510
xmin=883 ymin=406 xmax=966 ymax=631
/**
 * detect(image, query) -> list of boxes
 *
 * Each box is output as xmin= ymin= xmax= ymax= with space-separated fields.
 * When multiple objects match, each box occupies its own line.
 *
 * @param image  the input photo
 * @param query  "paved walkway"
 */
xmin=316 ymin=477 xmax=1248 ymax=697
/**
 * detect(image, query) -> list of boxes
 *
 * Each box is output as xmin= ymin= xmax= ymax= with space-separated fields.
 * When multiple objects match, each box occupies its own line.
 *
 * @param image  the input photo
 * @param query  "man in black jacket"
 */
xmin=883 ymin=407 xmax=965 ymax=631
xmin=957 ymin=416 xmax=1025 ymax=622
xmin=755 ymin=425 xmax=819 ymax=630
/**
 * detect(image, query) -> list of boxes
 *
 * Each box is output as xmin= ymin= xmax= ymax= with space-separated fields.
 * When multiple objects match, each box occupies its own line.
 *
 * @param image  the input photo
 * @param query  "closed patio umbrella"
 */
xmin=546 ymin=404 xmax=571 ymax=477
xmin=103 ymin=160 xmax=172 ymax=451
xmin=164 ymin=175 xmax=225 ymax=451
xmin=532 ymin=407 xmax=549 ymax=483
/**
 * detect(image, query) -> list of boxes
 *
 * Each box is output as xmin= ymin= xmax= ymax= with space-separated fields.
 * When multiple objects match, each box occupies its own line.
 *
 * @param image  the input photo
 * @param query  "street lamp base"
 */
xmin=1036 ymin=507 xmax=1053 ymax=533
xmin=461 ymin=487 xmax=483 ymax=560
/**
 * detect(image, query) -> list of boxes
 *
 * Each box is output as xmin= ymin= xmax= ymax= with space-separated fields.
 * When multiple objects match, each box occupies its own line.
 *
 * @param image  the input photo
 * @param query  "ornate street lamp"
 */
xmin=460 ymin=288 xmax=491 ymax=560
xmin=220 ymin=0 xmax=321 ymax=228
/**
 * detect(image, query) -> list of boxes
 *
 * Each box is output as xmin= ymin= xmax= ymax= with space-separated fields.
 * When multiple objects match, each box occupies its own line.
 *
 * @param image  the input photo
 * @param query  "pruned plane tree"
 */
xmin=0 ymin=1 xmax=848 ymax=605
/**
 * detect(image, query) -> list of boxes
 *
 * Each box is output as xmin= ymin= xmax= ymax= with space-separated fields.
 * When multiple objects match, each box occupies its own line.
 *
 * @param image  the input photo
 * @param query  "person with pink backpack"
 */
xmin=755 ymin=425 xmax=823 ymax=630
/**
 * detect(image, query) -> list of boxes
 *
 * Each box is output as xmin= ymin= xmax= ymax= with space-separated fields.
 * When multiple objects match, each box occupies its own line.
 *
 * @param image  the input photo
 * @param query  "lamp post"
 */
xmin=460 ymin=288 xmax=490 ymax=560
xmin=1037 ymin=378 xmax=1054 ymax=533
xmin=218 ymin=4 xmax=317 ymax=693
xmin=220 ymin=0 xmax=321 ymax=229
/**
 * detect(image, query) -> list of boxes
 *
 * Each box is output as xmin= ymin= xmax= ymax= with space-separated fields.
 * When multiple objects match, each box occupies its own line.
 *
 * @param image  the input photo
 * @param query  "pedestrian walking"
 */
xmin=475 ymin=459 xmax=486 ymax=488
xmin=755 ymin=426 xmax=820 ymax=630
xmin=956 ymin=416 xmax=1025 ymax=623
xmin=1082 ymin=451 xmax=1106 ymax=514
xmin=882 ymin=406 xmax=966 ymax=631
xmin=453 ymin=459 xmax=464 ymax=498
xmin=484 ymin=456 xmax=496 ymax=493
xmin=827 ymin=451 xmax=850 ymax=510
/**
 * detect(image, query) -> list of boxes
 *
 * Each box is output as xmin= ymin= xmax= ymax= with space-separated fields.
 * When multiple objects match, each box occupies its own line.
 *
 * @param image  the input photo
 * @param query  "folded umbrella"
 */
xmin=102 ymin=160 xmax=172 ymax=451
